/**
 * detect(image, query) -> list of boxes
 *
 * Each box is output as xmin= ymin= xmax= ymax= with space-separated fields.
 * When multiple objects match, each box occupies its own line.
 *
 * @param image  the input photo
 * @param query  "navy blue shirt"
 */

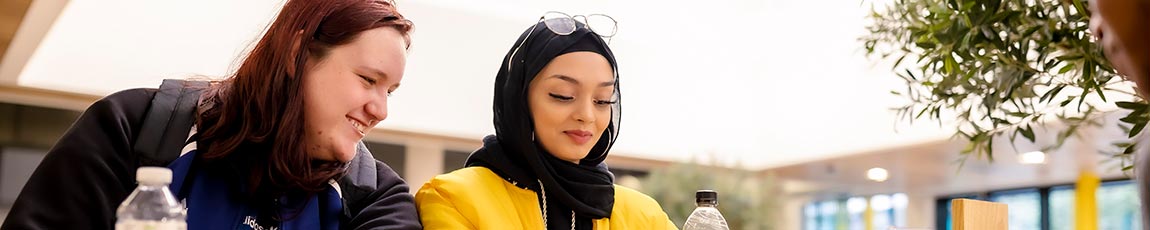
xmin=168 ymin=143 xmax=342 ymax=230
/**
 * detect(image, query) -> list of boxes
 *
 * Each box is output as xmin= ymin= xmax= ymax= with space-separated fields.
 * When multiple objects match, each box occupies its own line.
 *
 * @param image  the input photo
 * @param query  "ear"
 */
xmin=287 ymin=29 xmax=308 ymax=79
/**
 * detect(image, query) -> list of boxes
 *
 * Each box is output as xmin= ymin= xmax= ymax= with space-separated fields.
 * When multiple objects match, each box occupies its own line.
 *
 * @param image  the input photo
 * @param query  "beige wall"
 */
xmin=904 ymin=190 xmax=936 ymax=228
xmin=401 ymin=138 xmax=445 ymax=191
xmin=781 ymin=194 xmax=811 ymax=230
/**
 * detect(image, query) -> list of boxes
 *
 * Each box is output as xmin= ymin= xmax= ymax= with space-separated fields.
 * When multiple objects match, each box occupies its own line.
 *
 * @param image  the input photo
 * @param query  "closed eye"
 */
xmin=359 ymin=75 xmax=377 ymax=85
xmin=595 ymin=100 xmax=618 ymax=105
xmin=548 ymin=93 xmax=574 ymax=102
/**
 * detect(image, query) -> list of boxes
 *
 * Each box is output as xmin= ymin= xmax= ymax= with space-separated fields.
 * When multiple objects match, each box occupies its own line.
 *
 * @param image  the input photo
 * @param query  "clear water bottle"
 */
xmin=115 ymin=167 xmax=186 ymax=230
xmin=682 ymin=190 xmax=729 ymax=230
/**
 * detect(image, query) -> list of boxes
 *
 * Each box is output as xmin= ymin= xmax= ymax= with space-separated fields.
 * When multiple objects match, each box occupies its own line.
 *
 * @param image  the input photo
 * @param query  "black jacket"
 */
xmin=0 ymin=88 xmax=422 ymax=230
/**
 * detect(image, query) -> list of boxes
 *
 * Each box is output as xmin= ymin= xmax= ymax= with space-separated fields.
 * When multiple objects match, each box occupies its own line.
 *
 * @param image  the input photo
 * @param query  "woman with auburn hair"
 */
xmin=2 ymin=0 xmax=421 ymax=229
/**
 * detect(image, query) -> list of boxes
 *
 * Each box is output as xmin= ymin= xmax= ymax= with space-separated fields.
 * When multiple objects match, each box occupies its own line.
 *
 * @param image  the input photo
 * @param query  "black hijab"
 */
xmin=465 ymin=18 xmax=622 ymax=226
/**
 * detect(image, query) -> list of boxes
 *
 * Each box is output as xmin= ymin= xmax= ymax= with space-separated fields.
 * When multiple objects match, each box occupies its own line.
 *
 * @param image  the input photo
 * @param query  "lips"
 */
xmin=347 ymin=117 xmax=369 ymax=137
xmin=564 ymin=130 xmax=593 ymax=145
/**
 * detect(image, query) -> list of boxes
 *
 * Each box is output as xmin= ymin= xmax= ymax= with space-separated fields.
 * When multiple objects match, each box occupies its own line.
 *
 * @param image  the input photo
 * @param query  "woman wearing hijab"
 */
xmin=415 ymin=12 xmax=676 ymax=229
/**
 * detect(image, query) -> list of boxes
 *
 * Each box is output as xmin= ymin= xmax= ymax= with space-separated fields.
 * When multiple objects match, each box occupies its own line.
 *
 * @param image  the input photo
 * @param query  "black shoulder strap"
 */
xmin=134 ymin=79 xmax=209 ymax=167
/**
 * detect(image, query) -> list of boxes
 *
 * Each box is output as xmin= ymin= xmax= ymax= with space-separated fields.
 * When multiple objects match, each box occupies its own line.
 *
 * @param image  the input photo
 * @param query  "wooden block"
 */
xmin=951 ymin=198 xmax=1008 ymax=230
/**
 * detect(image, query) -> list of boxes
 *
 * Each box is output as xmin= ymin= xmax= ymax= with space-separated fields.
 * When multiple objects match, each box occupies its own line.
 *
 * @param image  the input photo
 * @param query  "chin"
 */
xmin=337 ymin=148 xmax=357 ymax=162
xmin=565 ymin=149 xmax=593 ymax=162
xmin=322 ymin=144 xmax=355 ymax=163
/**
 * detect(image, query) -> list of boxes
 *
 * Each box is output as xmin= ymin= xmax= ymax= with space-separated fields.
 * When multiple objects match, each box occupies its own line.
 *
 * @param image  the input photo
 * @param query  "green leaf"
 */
xmin=1044 ymin=59 xmax=1059 ymax=71
xmin=916 ymin=35 xmax=937 ymax=49
xmin=1120 ymin=116 xmax=1148 ymax=125
xmin=1072 ymin=0 xmax=1089 ymax=17
xmin=1040 ymin=84 xmax=1066 ymax=102
xmin=1077 ymin=89 xmax=1090 ymax=110
xmin=1057 ymin=54 xmax=1084 ymax=61
xmin=1114 ymin=142 xmax=1134 ymax=149
xmin=985 ymin=139 xmax=995 ymax=162
xmin=1021 ymin=125 xmax=1036 ymax=142
xmin=944 ymin=55 xmax=959 ymax=75
xmin=1129 ymin=123 xmax=1146 ymax=138
xmin=893 ymin=55 xmax=908 ymax=70
xmin=962 ymin=1 xmax=976 ymax=11
xmin=916 ymin=106 xmax=931 ymax=119
xmin=1021 ymin=26 xmax=1041 ymax=39
xmin=1116 ymin=101 xmax=1147 ymax=110
xmin=1057 ymin=63 xmax=1076 ymax=74
xmin=962 ymin=141 xmax=976 ymax=153
xmin=986 ymin=11 xmax=1014 ymax=23
xmin=1096 ymin=85 xmax=1108 ymax=102
xmin=991 ymin=117 xmax=1010 ymax=126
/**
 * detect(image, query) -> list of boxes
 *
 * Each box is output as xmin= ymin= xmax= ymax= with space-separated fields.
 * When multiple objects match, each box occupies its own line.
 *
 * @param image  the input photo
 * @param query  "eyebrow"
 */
xmin=360 ymin=66 xmax=390 ymax=80
xmin=548 ymin=74 xmax=615 ymax=87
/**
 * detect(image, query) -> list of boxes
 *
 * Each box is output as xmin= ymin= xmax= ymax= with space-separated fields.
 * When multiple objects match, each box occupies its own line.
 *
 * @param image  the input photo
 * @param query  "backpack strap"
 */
xmin=134 ymin=79 xmax=209 ymax=167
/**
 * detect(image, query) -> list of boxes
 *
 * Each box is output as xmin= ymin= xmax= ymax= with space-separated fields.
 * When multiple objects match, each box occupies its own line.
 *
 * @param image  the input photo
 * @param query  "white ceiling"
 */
xmin=3 ymin=0 xmax=966 ymax=169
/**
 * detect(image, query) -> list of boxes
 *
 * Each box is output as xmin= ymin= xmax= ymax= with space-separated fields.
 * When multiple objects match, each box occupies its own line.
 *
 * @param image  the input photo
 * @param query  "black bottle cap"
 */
xmin=696 ymin=190 xmax=718 ymax=204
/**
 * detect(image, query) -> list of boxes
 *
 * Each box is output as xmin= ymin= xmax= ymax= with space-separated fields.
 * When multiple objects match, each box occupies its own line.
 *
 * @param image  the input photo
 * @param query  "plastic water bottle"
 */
xmin=682 ymin=190 xmax=729 ymax=230
xmin=115 ymin=167 xmax=186 ymax=230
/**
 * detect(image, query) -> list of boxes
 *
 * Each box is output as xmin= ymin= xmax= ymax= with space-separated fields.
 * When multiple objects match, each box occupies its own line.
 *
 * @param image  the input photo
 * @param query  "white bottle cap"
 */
xmin=136 ymin=167 xmax=173 ymax=185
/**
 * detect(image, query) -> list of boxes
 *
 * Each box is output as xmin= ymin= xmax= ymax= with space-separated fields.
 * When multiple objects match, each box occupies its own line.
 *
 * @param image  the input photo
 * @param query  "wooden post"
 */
xmin=951 ymin=199 xmax=1008 ymax=230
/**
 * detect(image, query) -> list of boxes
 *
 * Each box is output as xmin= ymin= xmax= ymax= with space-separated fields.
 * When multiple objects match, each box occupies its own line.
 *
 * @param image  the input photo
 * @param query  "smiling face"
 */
xmin=301 ymin=27 xmax=408 ymax=163
xmin=527 ymin=51 xmax=616 ymax=164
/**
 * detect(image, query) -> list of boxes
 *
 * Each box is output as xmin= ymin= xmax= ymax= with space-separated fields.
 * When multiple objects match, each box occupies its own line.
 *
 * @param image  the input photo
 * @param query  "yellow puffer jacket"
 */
xmin=416 ymin=167 xmax=678 ymax=230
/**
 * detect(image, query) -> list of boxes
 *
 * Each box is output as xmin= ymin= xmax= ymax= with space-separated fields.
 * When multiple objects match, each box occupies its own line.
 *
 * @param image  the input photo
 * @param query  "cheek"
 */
xmin=306 ymin=90 xmax=338 ymax=118
xmin=301 ymin=107 xmax=331 ymax=147
xmin=528 ymin=95 xmax=556 ymax=129
xmin=301 ymin=90 xmax=326 ymax=130
xmin=531 ymin=105 xmax=558 ymax=133
xmin=302 ymin=84 xmax=356 ymax=138
xmin=303 ymin=78 xmax=339 ymax=120
xmin=595 ymin=109 xmax=611 ymax=132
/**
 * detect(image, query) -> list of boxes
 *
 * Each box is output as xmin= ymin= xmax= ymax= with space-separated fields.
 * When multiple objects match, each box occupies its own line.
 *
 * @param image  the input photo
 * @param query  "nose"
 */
xmin=1089 ymin=17 xmax=1104 ymax=41
xmin=365 ymin=96 xmax=388 ymax=125
xmin=573 ymin=100 xmax=596 ymax=124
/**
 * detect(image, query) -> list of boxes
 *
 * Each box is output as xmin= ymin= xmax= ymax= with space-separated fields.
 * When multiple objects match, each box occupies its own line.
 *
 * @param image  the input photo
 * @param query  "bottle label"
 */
xmin=115 ymin=220 xmax=187 ymax=230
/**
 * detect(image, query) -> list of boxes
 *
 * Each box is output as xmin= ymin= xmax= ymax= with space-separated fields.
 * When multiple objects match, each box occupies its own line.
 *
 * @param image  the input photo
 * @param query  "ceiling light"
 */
xmin=867 ymin=167 xmax=889 ymax=182
xmin=1019 ymin=151 xmax=1046 ymax=164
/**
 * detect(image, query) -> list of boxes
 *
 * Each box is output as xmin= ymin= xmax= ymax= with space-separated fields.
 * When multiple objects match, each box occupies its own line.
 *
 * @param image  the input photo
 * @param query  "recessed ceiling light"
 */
xmin=1019 ymin=151 xmax=1046 ymax=164
xmin=867 ymin=167 xmax=889 ymax=182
